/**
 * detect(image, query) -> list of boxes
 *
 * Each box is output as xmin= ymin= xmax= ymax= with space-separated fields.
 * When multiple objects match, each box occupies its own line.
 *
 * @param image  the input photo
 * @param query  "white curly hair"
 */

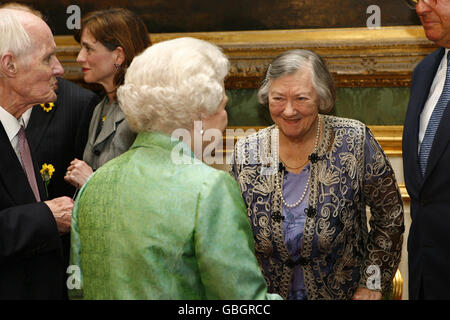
xmin=117 ymin=37 xmax=230 ymax=134
xmin=0 ymin=9 xmax=34 ymax=76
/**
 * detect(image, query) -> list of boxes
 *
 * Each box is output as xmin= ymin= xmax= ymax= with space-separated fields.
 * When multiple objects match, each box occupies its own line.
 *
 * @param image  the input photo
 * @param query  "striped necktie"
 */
xmin=418 ymin=52 xmax=450 ymax=176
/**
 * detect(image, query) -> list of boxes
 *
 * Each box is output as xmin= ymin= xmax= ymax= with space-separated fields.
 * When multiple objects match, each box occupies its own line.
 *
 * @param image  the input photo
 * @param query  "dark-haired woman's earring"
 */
xmin=114 ymin=63 xmax=121 ymax=70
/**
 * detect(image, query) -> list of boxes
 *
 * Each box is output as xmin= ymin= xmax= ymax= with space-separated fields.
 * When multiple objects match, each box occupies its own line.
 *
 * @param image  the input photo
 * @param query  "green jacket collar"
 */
xmin=130 ymin=131 xmax=195 ymax=159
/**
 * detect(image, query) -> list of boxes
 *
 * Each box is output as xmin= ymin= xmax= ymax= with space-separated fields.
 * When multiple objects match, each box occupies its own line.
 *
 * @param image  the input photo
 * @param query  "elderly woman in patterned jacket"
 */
xmin=230 ymin=49 xmax=404 ymax=300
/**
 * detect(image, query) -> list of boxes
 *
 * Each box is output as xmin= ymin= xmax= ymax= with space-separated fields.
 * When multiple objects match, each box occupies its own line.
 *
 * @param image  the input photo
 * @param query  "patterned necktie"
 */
xmin=419 ymin=53 xmax=450 ymax=176
xmin=17 ymin=125 xmax=41 ymax=201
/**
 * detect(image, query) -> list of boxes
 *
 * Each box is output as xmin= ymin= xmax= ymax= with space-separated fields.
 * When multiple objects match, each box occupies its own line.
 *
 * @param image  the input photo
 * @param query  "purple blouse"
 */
xmin=282 ymin=164 xmax=310 ymax=300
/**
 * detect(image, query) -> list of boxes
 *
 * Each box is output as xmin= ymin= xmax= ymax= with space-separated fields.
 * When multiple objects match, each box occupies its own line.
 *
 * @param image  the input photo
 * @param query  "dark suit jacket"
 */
xmin=25 ymin=78 xmax=100 ymax=298
xmin=26 ymin=78 xmax=100 ymax=199
xmin=403 ymin=47 xmax=450 ymax=300
xmin=0 ymin=123 xmax=63 ymax=299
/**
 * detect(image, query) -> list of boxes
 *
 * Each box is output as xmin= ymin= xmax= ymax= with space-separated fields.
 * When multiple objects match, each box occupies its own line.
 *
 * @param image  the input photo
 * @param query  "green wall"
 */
xmin=226 ymin=87 xmax=410 ymax=126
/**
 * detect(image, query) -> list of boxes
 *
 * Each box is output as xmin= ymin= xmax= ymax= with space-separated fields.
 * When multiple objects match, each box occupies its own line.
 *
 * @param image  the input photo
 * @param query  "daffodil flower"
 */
xmin=40 ymin=102 xmax=55 ymax=112
xmin=40 ymin=163 xmax=55 ymax=197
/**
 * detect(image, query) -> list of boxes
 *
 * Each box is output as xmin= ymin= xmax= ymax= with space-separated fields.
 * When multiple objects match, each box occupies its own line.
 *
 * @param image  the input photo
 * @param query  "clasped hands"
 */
xmin=64 ymin=158 xmax=93 ymax=189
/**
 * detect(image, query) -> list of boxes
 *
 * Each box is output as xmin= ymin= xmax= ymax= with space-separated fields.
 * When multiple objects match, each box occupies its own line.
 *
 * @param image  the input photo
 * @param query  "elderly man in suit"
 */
xmin=26 ymin=77 xmax=99 ymax=300
xmin=403 ymin=0 xmax=450 ymax=300
xmin=0 ymin=9 xmax=74 ymax=299
xmin=0 ymin=3 xmax=100 ymax=201
xmin=0 ymin=3 xmax=100 ymax=300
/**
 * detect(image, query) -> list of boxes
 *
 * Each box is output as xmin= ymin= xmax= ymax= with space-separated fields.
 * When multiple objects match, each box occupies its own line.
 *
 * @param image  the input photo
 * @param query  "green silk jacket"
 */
xmin=69 ymin=131 xmax=281 ymax=300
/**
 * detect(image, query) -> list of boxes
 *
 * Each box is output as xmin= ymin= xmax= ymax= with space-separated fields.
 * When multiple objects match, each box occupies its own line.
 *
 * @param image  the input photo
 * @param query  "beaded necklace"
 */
xmin=276 ymin=115 xmax=321 ymax=208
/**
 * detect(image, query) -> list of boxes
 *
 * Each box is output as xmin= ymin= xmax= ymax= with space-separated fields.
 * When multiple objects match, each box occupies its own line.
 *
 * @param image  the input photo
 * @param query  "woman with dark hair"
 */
xmin=65 ymin=8 xmax=150 ymax=189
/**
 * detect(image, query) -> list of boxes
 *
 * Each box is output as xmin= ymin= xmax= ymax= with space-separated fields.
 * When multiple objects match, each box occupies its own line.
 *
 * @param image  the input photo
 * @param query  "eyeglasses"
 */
xmin=405 ymin=0 xmax=437 ymax=9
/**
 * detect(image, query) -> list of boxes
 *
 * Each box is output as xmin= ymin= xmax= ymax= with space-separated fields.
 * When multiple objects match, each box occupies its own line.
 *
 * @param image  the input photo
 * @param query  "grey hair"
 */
xmin=257 ymin=49 xmax=336 ymax=113
xmin=0 ymin=9 xmax=34 ymax=76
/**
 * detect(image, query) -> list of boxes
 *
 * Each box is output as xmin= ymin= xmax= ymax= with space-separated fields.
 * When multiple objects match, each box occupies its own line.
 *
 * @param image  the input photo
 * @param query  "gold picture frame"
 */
xmin=56 ymin=25 xmax=436 ymax=89
xmin=56 ymin=26 xmax=425 ymax=202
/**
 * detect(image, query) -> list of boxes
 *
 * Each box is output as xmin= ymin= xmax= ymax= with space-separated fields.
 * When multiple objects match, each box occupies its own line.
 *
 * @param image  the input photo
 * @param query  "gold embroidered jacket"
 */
xmin=230 ymin=115 xmax=404 ymax=299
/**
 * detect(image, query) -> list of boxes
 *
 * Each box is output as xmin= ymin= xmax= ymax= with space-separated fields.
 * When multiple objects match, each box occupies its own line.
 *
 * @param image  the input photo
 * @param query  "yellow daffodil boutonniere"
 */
xmin=40 ymin=163 xmax=55 ymax=197
xmin=40 ymin=102 xmax=55 ymax=112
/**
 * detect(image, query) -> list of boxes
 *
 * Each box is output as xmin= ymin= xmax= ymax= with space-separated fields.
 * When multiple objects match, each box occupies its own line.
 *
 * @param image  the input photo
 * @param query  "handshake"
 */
xmin=44 ymin=197 xmax=74 ymax=234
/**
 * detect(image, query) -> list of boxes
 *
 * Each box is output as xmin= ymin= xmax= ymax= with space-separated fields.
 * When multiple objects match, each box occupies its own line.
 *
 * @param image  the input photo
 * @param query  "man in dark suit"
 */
xmin=403 ymin=0 xmax=450 ymax=299
xmin=3 ymin=2 xmax=100 ymax=299
xmin=26 ymin=78 xmax=99 ymax=299
xmin=0 ymin=9 xmax=74 ymax=299
xmin=1 ymin=2 xmax=100 ymax=200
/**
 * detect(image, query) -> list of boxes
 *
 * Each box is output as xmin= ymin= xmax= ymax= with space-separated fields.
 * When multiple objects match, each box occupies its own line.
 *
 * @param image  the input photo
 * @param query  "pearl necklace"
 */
xmin=277 ymin=115 xmax=321 ymax=208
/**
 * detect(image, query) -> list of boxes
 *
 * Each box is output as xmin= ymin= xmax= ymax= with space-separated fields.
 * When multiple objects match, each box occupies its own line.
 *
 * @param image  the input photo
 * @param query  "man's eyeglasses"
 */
xmin=405 ymin=0 xmax=437 ymax=9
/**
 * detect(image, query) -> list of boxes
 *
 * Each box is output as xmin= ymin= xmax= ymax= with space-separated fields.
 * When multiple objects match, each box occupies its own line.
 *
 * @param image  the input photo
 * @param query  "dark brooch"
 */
xmin=272 ymin=211 xmax=285 ymax=223
xmin=308 ymin=152 xmax=320 ymax=164
xmin=304 ymin=206 xmax=316 ymax=218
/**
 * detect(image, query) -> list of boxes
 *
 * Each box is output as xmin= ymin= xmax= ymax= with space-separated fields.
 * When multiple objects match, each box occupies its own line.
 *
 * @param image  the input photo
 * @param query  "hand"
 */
xmin=44 ymin=196 xmax=74 ymax=234
xmin=352 ymin=287 xmax=382 ymax=300
xmin=64 ymin=158 xmax=93 ymax=189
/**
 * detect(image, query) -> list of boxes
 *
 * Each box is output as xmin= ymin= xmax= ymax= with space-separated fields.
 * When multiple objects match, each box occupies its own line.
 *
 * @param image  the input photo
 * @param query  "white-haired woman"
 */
xmin=69 ymin=37 xmax=281 ymax=300
xmin=230 ymin=49 xmax=404 ymax=300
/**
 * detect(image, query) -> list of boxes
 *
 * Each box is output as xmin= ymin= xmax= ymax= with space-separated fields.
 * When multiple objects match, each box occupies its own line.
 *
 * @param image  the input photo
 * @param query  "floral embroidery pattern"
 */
xmin=230 ymin=115 xmax=404 ymax=300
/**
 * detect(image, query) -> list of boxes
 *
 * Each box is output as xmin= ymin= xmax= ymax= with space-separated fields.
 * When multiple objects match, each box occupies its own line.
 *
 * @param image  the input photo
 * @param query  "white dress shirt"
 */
xmin=0 ymin=106 xmax=32 ymax=165
xmin=418 ymin=48 xmax=450 ymax=153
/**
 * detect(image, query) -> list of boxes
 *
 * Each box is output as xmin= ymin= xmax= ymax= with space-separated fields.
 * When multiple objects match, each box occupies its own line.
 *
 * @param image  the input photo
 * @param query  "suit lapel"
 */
xmin=0 ymin=124 xmax=38 ymax=204
xmin=86 ymin=97 xmax=104 ymax=151
xmin=420 ymin=49 xmax=450 ymax=182
xmin=27 ymin=101 xmax=58 ymax=154
xmin=92 ymin=101 xmax=125 ymax=150
xmin=404 ymin=48 xmax=445 ymax=191
xmin=30 ymin=136 xmax=48 ymax=201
